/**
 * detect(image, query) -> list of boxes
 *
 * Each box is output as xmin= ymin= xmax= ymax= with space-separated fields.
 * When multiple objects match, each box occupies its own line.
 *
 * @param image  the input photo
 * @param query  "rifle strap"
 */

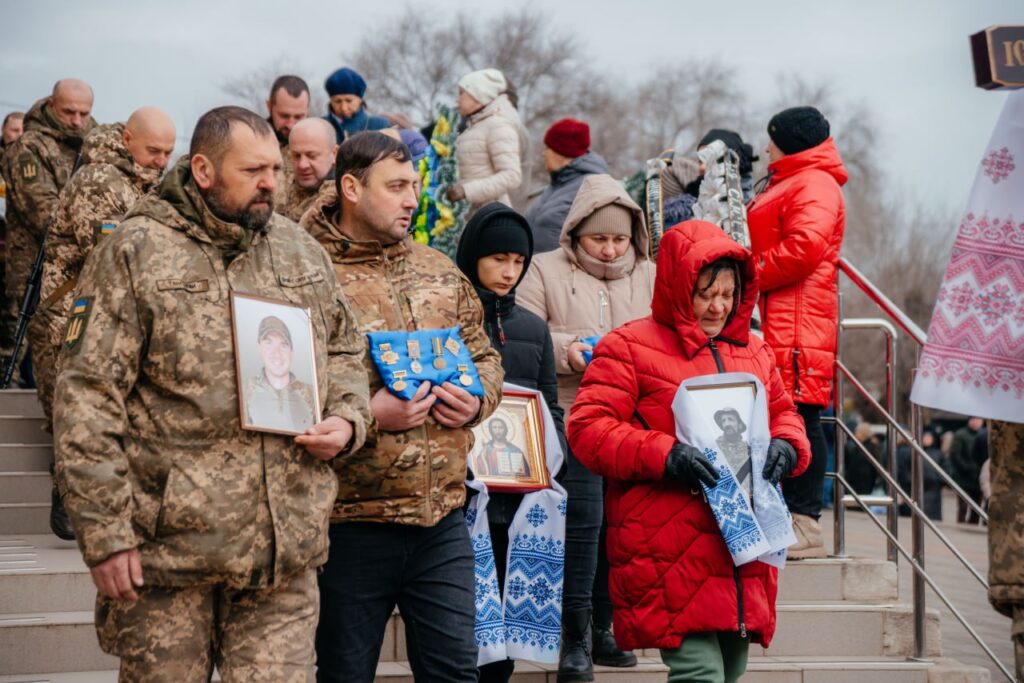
xmin=40 ymin=276 xmax=79 ymax=309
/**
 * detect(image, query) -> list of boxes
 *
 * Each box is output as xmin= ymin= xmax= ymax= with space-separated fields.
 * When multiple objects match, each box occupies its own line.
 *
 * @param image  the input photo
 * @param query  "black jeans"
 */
xmin=315 ymin=509 xmax=478 ymax=683
xmin=562 ymin=447 xmax=603 ymax=614
xmin=783 ymin=403 xmax=829 ymax=519
xmin=478 ymin=522 xmax=515 ymax=683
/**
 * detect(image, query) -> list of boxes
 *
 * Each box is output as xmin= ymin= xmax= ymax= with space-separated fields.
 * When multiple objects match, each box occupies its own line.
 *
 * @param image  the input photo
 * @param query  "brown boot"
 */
xmin=788 ymin=513 xmax=827 ymax=559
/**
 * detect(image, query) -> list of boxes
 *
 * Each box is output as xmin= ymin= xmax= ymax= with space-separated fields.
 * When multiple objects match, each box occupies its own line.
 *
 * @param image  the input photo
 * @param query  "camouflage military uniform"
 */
xmin=54 ymin=159 xmax=371 ymax=681
xmin=1 ymin=98 xmax=94 ymax=366
xmin=29 ymin=123 xmax=160 ymax=424
xmin=302 ymin=187 xmax=504 ymax=526
xmin=987 ymin=419 xmax=1024 ymax=681
xmin=244 ymin=371 xmax=317 ymax=433
xmin=279 ymin=176 xmax=330 ymax=223
xmin=274 ymin=137 xmax=294 ymax=207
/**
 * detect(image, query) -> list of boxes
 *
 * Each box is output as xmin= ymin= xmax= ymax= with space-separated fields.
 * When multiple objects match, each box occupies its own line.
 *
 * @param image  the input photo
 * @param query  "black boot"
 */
xmin=50 ymin=486 xmax=75 ymax=541
xmin=557 ymin=609 xmax=594 ymax=682
xmin=591 ymin=609 xmax=637 ymax=668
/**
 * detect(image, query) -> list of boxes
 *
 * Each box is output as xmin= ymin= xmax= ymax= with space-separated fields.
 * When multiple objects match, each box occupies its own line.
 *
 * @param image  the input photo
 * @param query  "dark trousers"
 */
xmin=315 ymin=509 xmax=478 ymax=683
xmin=562 ymin=448 xmax=603 ymax=613
xmin=479 ymin=522 xmax=515 ymax=683
xmin=783 ymin=403 xmax=829 ymax=519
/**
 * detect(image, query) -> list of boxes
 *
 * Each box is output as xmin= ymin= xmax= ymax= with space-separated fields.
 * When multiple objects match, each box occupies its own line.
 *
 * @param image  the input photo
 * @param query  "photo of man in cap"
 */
xmin=244 ymin=315 xmax=317 ymax=433
xmin=715 ymin=407 xmax=753 ymax=495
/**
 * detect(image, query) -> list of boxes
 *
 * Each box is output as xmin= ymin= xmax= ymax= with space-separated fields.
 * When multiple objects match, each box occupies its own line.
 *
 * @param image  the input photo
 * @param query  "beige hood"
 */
xmin=558 ymin=174 xmax=650 ymax=263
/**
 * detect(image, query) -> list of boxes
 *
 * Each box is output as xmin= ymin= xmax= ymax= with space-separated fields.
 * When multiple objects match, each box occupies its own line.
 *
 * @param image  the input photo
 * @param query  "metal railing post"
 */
xmin=833 ymin=293 xmax=846 ymax=557
xmin=911 ymin=390 xmax=926 ymax=659
xmin=885 ymin=327 xmax=899 ymax=565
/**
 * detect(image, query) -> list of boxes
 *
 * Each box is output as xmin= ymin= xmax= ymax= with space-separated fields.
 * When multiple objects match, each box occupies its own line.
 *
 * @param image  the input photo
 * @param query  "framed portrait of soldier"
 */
xmin=230 ymin=292 xmax=321 ymax=436
xmin=685 ymin=381 xmax=757 ymax=496
xmin=468 ymin=390 xmax=549 ymax=492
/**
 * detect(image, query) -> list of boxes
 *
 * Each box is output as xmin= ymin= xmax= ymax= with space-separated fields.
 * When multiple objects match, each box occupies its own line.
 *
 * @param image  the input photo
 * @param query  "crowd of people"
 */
xmin=0 ymin=64 xmax=994 ymax=683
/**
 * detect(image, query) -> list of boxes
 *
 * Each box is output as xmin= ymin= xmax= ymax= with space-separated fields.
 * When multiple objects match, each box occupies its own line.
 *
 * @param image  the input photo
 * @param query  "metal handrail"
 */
xmin=831 ymin=473 xmax=1015 ymax=682
xmin=838 ymin=258 xmax=927 ymax=346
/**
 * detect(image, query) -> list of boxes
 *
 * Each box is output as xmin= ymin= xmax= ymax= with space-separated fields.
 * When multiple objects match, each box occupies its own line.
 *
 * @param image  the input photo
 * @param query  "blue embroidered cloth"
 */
xmin=465 ymin=383 xmax=567 ymax=665
xmin=672 ymin=372 xmax=796 ymax=568
xmin=367 ymin=326 xmax=484 ymax=400
xmin=580 ymin=335 xmax=602 ymax=365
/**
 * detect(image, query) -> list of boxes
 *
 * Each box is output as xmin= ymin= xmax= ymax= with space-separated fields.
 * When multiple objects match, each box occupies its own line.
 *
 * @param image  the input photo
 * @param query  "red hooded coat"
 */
xmin=566 ymin=221 xmax=811 ymax=650
xmin=746 ymin=137 xmax=848 ymax=407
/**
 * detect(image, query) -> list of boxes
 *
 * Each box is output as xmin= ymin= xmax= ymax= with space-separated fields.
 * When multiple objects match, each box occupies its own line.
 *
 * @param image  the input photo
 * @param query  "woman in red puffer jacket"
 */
xmin=746 ymin=106 xmax=848 ymax=559
xmin=567 ymin=221 xmax=811 ymax=682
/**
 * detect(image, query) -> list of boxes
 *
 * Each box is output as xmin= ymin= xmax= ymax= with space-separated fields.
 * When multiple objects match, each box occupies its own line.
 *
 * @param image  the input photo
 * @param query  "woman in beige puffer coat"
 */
xmin=447 ymin=68 xmax=525 ymax=211
xmin=517 ymin=172 xmax=655 ymax=679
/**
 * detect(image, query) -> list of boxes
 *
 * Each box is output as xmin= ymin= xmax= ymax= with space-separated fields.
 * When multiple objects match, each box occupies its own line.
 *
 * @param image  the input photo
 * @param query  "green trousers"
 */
xmin=660 ymin=631 xmax=750 ymax=683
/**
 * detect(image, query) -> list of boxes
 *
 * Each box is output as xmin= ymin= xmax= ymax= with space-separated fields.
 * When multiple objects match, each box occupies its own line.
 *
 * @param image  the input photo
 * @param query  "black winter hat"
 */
xmin=768 ymin=106 xmax=830 ymax=155
xmin=456 ymin=202 xmax=534 ymax=289
xmin=698 ymin=128 xmax=757 ymax=174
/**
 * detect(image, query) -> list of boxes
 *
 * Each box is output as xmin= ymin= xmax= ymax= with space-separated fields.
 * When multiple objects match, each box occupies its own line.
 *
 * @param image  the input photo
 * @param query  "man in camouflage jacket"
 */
xmin=54 ymin=107 xmax=371 ymax=682
xmin=1 ymin=79 xmax=95 ymax=378
xmin=301 ymin=132 xmax=503 ymax=682
xmin=988 ymin=419 xmax=1024 ymax=681
xmin=280 ymin=118 xmax=337 ymax=223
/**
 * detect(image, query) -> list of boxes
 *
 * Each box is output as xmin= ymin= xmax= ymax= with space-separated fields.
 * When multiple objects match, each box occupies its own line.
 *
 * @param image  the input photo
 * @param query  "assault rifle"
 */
xmin=2 ymin=228 xmax=46 ymax=388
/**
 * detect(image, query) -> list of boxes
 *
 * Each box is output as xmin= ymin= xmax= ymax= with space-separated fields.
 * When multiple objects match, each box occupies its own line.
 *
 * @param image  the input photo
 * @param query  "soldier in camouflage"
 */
xmin=280 ymin=117 xmax=337 ymax=222
xmin=32 ymin=107 xmax=175 ymax=541
xmin=53 ymin=107 xmax=372 ymax=682
xmin=0 ymin=111 xmax=25 ymax=352
xmin=267 ymin=75 xmax=310 ymax=207
xmin=987 ymin=419 xmax=1024 ymax=681
xmin=244 ymin=315 xmax=317 ymax=432
xmin=301 ymin=132 xmax=503 ymax=682
xmin=1 ymin=79 xmax=95 ymax=379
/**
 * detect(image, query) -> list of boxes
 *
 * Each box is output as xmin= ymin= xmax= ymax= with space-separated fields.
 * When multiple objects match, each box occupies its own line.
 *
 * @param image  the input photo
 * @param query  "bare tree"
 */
xmin=220 ymin=60 xmax=326 ymax=120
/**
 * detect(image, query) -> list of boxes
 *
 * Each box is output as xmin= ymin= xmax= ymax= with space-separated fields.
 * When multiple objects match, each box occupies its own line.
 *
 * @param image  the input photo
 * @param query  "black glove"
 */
xmin=664 ymin=443 xmax=719 ymax=489
xmin=762 ymin=438 xmax=798 ymax=486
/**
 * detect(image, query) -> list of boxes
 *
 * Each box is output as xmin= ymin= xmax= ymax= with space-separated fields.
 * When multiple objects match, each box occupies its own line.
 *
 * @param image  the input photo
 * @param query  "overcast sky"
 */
xmin=1 ymin=0 xmax=1019 ymax=215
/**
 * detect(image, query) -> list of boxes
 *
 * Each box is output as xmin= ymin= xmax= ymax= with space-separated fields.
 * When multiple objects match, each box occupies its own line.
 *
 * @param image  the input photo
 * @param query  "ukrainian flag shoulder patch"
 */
xmin=95 ymin=220 xmax=117 ymax=240
xmin=64 ymin=296 xmax=93 ymax=351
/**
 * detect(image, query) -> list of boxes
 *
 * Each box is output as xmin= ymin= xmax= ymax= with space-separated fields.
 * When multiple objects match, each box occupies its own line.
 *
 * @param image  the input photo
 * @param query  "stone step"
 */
xmin=0 ymin=444 xmax=54 ymax=472
xmin=0 ymin=417 xmax=50 ymax=445
xmin=0 ymin=390 xmax=45 ymax=419
xmin=0 ymin=611 xmax=118 ymax=675
xmin=0 ymin=504 xmax=50 ymax=535
xmin=0 ymin=536 xmax=92 ymax=615
xmin=777 ymin=557 xmax=897 ymax=603
xmin=0 ymin=657 xmax=988 ymax=683
xmin=0 ymin=473 xmax=52 ymax=504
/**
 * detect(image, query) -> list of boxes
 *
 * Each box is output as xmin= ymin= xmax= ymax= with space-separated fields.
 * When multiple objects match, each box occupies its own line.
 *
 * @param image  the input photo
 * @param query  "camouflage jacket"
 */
xmin=38 ymin=123 xmax=161 ymax=345
xmin=54 ymin=160 xmax=371 ymax=588
xmin=280 ymin=175 xmax=330 ymax=224
xmin=302 ymin=188 xmax=503 ymax=526
xmin=274 ymin=138 xmax=294 ymax=206
xmin=1 ymin=98 xmax=95 ymax=274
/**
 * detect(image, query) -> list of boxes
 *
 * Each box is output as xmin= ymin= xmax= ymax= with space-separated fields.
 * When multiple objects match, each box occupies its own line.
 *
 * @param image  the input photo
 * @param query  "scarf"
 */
xmin=573 ymin=244 xmax=637 ymax=281
xmin=911 ymin=89 xmax=1024 ymax=423
xmin=465 ymin=383 xmax=567 ymax=665
xmin=672 ymin=371 xmax=796 ymax=568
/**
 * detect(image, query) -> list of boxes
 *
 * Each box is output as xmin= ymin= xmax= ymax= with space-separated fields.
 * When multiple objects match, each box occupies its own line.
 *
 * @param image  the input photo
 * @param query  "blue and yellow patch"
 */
xmin=94 ymin=220 xmax=118 ymax=240
xmin=63 ymin=296 xmax=93 ymax=351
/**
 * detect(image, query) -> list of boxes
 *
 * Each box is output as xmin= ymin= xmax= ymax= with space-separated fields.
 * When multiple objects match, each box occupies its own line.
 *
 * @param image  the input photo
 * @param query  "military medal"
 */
xmin=392 ymin=370 xmax=409 ymax=392
xmin=457 ymin=364 xmax=473 ymax=387
xmin=431 ymin=337 xmax=446 ymax=370
xmin=445 ymin=338 xmax=461 ymax=356
xmin=407 ymin=339 xmax=422 ymax=374
xmin=380 ymin=343 xmax=399 ymax=366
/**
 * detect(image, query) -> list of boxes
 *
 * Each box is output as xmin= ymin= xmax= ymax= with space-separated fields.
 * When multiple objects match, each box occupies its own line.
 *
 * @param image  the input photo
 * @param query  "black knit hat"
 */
xmin=767 ymin=106 xmax=830 ymax=155
xmin=456 ymin=203 xmax=534 ymax=289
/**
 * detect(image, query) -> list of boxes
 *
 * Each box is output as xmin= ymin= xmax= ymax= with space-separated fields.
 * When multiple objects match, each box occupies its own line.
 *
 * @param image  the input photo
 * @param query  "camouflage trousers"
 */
xmin=95 ymin=567 xmax=318 ymax=682
xmin=986 ymin=419 xmax=1024 ymax=681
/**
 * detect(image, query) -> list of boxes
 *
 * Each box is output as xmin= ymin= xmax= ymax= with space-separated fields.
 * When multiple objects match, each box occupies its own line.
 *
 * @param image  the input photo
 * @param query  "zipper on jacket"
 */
xmin=598 ymin=290 xmax=609 ymax=329
xmin=712 ymin=338 xmax=746 ymax=637
xmin=733 ymin=566 xmax=748 ymax=638
xmin=707 ymin=339 xmax=726 ymax=373
xmin=792 ymin=348 xmax=802 ymax=398
xmin=382 ymin=249 xmax=435 ymax=527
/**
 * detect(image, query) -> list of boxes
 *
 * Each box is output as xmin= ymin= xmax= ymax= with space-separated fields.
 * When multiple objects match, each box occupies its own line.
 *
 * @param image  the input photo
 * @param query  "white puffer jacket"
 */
xmin=456 ymin=94 xmax=523 ymax=208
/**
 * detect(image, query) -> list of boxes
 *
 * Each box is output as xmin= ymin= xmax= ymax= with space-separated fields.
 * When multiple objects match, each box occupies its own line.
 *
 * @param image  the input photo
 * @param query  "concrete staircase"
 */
xmin=0 ymin=390 xmax=991 ymax=682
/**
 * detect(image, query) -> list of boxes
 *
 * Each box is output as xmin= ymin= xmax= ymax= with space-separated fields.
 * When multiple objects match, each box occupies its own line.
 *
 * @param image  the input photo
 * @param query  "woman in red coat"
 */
xmin=746 ymin=106 xmax=848 ymax=558
xmin=567 ymin=221 xmax=811 ymax=682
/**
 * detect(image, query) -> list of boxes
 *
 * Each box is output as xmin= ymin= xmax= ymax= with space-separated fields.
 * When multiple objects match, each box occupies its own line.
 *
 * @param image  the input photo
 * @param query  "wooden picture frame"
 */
xmin=468 ymin=389 xmax=550 ymax=493
xmin=230 ymin=291 xmax=321 ymax=436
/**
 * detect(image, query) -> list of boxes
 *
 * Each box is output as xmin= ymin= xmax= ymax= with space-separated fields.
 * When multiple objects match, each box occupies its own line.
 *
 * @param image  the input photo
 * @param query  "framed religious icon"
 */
xmin=230 ymin=292 xmax=321 ymax=436
xmin=468 ymin=390 xmax=550 ymax=492
xmin=685 ymin=381 xmax=758 ymax=495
